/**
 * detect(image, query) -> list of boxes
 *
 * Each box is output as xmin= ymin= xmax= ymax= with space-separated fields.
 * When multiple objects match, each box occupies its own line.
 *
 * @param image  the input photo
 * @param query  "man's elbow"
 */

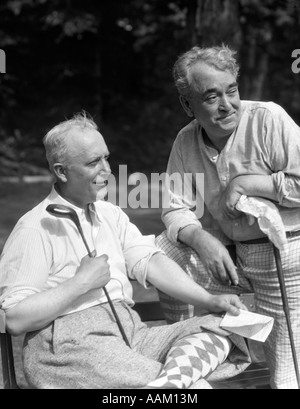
xmin=5 ymin=310 xmax=27 ymax=336
xmin=147 ymin=253 xmax=165 ymax=280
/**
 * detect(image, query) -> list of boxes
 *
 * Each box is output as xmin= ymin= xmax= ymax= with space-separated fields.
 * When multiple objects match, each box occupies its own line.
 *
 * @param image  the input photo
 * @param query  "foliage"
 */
xmin=0 ymin=0 xmax=299 ymax=175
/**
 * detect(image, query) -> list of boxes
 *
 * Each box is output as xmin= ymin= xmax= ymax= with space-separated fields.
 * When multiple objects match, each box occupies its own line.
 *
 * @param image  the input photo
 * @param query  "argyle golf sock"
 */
xmin=147 ymin=332 xmax=231 ymax=389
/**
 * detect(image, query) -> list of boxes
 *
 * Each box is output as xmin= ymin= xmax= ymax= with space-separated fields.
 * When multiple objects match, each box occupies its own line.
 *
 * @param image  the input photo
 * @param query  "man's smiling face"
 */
xmin=62 ymin=129 xmax=111 ymax=208
xmin=182 ymin=62 xmax=242 ymax=147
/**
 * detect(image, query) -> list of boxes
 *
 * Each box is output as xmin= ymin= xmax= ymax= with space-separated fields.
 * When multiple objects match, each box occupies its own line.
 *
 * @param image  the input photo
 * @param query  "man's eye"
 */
xmin=206 ymin=96 xmax=217 ymax=103
xmin=89 ymin=160 xmax=99 ymax=166
xmin=89 ymin=156 xmax=110 ymax=166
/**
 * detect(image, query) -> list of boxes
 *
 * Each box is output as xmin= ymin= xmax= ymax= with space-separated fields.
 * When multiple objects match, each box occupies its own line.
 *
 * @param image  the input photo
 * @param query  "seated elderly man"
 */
xmin=0 ymin=113 xmax=250 ymax=389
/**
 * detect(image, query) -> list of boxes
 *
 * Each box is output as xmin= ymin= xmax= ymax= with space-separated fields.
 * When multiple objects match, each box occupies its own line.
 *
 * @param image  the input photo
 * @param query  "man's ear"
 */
xmin=53 ymin=163 xmax=67 ymax=183
xmin=179 ymin=95 xmax=194 ymax=118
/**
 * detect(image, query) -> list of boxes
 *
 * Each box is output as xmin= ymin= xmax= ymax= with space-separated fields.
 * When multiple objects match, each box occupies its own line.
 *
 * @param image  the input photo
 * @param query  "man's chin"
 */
xmin=95 ymin=187 xmax=108 ymax=202
xmin=219 ymin=122 xmax=237 ymax=136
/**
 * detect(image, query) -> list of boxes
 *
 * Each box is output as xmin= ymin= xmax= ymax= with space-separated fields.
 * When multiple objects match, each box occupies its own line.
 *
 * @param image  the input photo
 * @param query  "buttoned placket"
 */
xmin=216 ymin=150 xmax=230 ymax=189
xmin=78 ymin=205 xmax=101 ymax=255
xmin=215 ymin=145 xmax=241 ymax=236
xmin=88 ymin=203 xmax=102 ymax=253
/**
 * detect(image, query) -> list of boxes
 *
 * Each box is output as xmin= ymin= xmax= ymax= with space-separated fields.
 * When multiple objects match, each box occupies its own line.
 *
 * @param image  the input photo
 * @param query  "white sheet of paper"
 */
xmin=220 ymin=309 xmax=274 ymax=342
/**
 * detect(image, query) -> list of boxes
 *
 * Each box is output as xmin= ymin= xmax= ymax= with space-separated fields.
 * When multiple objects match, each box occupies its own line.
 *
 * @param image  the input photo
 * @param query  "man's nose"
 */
xmin=219 ymin=95 xmax=232 ymax=111
xmin=101 ymin=159 xmax=111 ymax=174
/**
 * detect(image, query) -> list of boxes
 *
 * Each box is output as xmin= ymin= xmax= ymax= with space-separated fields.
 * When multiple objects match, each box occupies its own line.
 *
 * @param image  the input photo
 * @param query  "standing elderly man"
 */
xmin=157 ymin=45 xmax=300 ymax=389
xmin=0 ymin=113 xmax=250 ymax=389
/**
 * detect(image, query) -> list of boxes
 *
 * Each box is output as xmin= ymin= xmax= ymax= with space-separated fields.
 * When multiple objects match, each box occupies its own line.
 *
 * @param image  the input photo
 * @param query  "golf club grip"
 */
xmin=103 ymin=287 xmax=131 ymax=347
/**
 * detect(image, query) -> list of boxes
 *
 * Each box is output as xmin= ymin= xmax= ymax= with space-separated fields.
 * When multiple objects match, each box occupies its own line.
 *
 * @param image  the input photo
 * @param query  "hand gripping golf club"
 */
xmin=46 ymin=204 xmax=131 ymax=348
xmin=272 ymin=244 xmax=300 ymax=389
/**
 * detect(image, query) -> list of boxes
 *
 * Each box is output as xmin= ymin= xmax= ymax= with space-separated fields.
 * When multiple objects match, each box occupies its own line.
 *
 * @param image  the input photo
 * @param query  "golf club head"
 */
xmin=46 ymin=203 xmax=81 ymax=228
xmin=46 ymin=203 xmax=92 ymax=255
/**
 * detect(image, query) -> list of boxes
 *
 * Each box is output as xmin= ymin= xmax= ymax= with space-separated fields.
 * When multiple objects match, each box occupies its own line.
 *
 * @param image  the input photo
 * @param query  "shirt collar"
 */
xmin=47 ymin=185 xmax=103 ymax=223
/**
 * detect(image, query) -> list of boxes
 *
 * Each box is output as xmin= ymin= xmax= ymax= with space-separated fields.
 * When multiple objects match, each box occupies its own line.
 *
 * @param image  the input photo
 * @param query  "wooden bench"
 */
xmin=0 ymin=291 xmax=270 ymax=389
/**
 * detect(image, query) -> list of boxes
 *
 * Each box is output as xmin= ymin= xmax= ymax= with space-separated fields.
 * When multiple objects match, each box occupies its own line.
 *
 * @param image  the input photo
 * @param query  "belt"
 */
xmin=239 ymin=230 xmax=300 ymax=245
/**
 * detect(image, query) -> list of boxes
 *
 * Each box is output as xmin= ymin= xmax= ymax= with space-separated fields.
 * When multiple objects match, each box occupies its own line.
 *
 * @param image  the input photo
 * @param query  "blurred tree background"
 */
xmin=0 ymin=0 xmax=300 ymax=177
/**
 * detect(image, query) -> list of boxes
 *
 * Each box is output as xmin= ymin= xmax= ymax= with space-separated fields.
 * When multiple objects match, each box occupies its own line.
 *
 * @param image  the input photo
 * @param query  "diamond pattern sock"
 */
xmin=147 ymin=332 xmax=231 ymax=389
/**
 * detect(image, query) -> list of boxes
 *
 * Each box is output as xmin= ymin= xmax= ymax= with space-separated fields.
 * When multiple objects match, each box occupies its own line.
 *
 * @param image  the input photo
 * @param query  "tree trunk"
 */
xmin=239 ymin=17 xmax=273 ymax=101
xmin=193 ymin=0 xmax=242 ymax=50
xmin=241 ymin=45 xmax=269 ymax=101
xmin=94 ymin=33 xmax=103 ymax=118
xmin=186 ymin=0 xmax=199 ymax=46
xmin=186 ymin=0 xmax=270 ymax=101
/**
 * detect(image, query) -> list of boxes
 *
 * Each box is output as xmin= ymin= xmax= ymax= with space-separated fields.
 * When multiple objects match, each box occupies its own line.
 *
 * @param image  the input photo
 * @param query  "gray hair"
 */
xmin=173 ymin=45 xmax=240 ymax=97
xmin=43 ymin=111 xmax=98 ymax=170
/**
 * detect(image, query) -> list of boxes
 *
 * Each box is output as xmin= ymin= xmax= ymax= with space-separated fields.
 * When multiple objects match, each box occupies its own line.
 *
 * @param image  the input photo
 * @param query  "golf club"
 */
xmin=272 ymin=244 xmax=300 ymax=389
xmin=46 ymin=203 xmax=131 ymax=348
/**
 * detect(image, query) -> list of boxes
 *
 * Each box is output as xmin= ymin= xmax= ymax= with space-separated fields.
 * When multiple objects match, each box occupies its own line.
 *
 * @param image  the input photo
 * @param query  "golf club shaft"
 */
xmin=77 ymin=229 xmax=131 ymax=348
xmin=102 ymin=287 xmax=131 ymax=347
xmin=273 ymin=245 xmax=300 ymax=388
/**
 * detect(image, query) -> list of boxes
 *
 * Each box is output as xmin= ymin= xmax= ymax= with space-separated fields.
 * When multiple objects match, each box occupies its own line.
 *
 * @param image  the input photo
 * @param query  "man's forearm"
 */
xmin=146 ymin=253 xmax=244 ymax=316
xmin=178 ymin=224 xmax=204 ymax=250
xmin=5 ymin=275 xmax=87 ymax=336
xmin=233 ymin=175 xmax=277 ymax=201
xmin=146 ymin=252 xmax=212 ymax=307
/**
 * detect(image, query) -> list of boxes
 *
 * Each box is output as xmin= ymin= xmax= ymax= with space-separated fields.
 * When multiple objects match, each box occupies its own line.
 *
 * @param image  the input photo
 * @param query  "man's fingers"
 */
xmin=231 ymin=295 xmax=246 ymax=309
xmin=90 ymin=249 xmax=97 ymax=258
xmin=221 ymin=296 xmax=243 ymax=316
xmin=215 ymin=298 xmax=240 ymax=316
xmin=217 ymin=264 xmax=231 ymax=285
xmin=238 ymin=302 xmax=248 ymax=311
xmin=224 ymin=257 xmax=239 ymax=286
xmin=226 ymin=304 xmax=240 ymax=316
xmin=209 ymin=264 xmax=228 ymax=285
xmin=223 ymin=207 xmax=241 ymax=220
xmin=227 ymin=295 xmax=248 ymax=315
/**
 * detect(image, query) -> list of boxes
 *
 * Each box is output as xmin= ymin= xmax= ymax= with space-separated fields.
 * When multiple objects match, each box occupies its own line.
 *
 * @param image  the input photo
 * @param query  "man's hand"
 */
xmin=192 ymin=230 xmax=239 ymax=286
xmin=218 ymin=181 xmax=243 ymax=220
xmin=218 ymin=175 xmax=278 ymax=221
xmin=75 ymin=253 xmax=111 ymax=293
xmin=205 ymin=294 xmax=247 ymax=316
